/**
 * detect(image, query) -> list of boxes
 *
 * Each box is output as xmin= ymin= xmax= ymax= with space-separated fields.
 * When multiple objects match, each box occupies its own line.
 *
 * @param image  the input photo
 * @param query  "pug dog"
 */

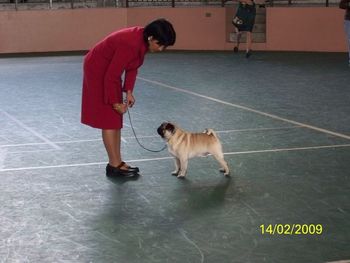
xmin=157 ymin=122 xmax=230 ymax=178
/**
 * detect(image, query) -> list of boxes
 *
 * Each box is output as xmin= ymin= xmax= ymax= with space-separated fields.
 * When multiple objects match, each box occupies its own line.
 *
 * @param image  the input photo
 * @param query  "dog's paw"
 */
xmin=171 ymin=170 xmax=179 ymax=176
xmin=220 ymin=168 xmax=231 ymax=176
xmin=177 ymin=174 xmax=186 ymax=178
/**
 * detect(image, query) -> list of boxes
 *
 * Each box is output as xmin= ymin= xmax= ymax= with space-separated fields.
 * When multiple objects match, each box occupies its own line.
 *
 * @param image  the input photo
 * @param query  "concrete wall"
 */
xmin=0 ymin=6 xmax=347 ymax=54
xmin=127 ymin=7 xmax=228 ymax=50
xmin=0 ymin=9 xmax=127 ymax=53
xmin=266 ymin=7 xmax=347 ymax=52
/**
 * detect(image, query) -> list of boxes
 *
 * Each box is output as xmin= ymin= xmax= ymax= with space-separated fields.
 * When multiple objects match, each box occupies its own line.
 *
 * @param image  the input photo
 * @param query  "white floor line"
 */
xmin=1 ymin=144 xmax=349 ymax=172
xmin=0 ymin=126 xmax=300 ymax=148
xmin=7 ymin=149 xmax=57 ymax=154
xmin=325 ymin=260 xmax=350 ymax=263
xmin=0 ymin=139 xmax=102 ymax=148
xmin=138 ymin=77 xmax=350 ymax=141
xmin=0 ymin=157 xmax=170 ymax=172
xmin=0 ymin=142 xmax=54 ymax=148
xmin=0 ymin=110 xmax=61 ymax=150
xmin=215 ymin=126 xmax=301 ymax=134
xmin=224 ymin=143 xmax=350 ymax=155
xmin=326 ymin=260 xmax=350 ymax=263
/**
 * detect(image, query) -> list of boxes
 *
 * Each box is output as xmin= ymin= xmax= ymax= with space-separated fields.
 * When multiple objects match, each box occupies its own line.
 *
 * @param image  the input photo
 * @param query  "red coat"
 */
xmin=81 ymin=27 xmax=148 ymax=129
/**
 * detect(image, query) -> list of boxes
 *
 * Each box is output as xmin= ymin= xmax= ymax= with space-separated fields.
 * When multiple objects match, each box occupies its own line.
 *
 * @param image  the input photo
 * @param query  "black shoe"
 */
xmin=106 ymin=164 xmax=138 ymax=178
xmin=246 ymin=50 xmax=252 ymax=58
xmin=119 ymin=161 xmax=139 ymax=173
xmin=233 ymin=46 xmax=239 ymax=53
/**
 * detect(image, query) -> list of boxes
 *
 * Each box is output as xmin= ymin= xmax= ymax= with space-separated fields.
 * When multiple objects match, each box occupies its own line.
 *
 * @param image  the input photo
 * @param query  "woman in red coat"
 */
xmin=81 ymin=18 xmax=176 ymax=178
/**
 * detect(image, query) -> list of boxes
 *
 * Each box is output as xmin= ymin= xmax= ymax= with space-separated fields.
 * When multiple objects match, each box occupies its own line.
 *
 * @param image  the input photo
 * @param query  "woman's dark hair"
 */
xmin=143 ymin=18 xmax=176 ymax=47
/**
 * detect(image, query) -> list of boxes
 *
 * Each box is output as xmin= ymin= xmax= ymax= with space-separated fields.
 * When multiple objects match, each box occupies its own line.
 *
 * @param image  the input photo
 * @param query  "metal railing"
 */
xmin=125 ymin=0 xmax=226 ymax=7
xmin=0 ymin=0 xmax=337 ymax=10
xmin=267 ymin=0 xmax=336 ymax=7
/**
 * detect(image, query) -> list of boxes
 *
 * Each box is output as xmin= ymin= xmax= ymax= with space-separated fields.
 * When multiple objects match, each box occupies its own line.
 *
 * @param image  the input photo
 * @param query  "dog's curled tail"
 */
xmin=203 ymin=128 xmax=218 ymax=138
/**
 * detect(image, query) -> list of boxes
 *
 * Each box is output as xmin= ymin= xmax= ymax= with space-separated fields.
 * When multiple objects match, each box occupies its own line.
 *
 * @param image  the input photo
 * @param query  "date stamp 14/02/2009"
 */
xmin=260 ymin=224 xmax=323 ymax=235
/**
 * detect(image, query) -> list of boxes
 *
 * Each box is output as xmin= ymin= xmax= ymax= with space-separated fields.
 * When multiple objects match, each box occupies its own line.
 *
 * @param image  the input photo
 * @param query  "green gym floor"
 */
xmin=0 ymin=51 xmax=349 ymax=263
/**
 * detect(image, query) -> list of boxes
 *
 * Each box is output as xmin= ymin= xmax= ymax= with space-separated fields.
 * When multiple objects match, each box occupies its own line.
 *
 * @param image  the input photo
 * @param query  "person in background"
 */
xmin=81 ymin=18 xmax=176 ymax=178
xmin=232 ymin=0 xmax=256 ymax=58
xmin=340 ymin=0 xmax=350 ymax=66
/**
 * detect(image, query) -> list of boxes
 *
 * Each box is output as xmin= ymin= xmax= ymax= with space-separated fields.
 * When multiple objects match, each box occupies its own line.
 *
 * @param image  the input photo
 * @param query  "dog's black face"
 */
xmin=157 ymin=122 xmax=175 ymax=139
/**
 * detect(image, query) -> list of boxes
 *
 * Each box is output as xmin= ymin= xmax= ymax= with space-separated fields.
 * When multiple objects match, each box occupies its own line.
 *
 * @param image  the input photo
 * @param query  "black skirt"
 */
xmin=233 ymin=2 xmax=256 ymax=32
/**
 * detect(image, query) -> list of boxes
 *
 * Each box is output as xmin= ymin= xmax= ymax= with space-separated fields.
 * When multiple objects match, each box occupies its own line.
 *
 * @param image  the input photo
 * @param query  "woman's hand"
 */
xmin=126 ymin=91 xmax=135 ymax=108
xmin=112 ymin=103 xmax=128 ymax=114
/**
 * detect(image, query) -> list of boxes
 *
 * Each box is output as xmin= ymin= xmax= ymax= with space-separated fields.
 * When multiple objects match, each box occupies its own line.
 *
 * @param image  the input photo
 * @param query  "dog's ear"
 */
xmin=165 ymin=123 xmax=176 ymax=134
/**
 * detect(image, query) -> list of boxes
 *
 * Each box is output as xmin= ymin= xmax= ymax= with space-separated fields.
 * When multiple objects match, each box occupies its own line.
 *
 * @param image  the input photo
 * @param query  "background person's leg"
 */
xmin=234 ymin=28 xmax=241 ymax=52
xmin=246 ymin=31 xmax=252 ymax=58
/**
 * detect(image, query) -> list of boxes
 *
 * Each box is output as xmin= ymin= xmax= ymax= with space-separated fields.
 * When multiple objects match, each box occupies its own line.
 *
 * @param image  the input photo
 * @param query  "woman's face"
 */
xmin=148 ymin=37 xmax=166 ymax=53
